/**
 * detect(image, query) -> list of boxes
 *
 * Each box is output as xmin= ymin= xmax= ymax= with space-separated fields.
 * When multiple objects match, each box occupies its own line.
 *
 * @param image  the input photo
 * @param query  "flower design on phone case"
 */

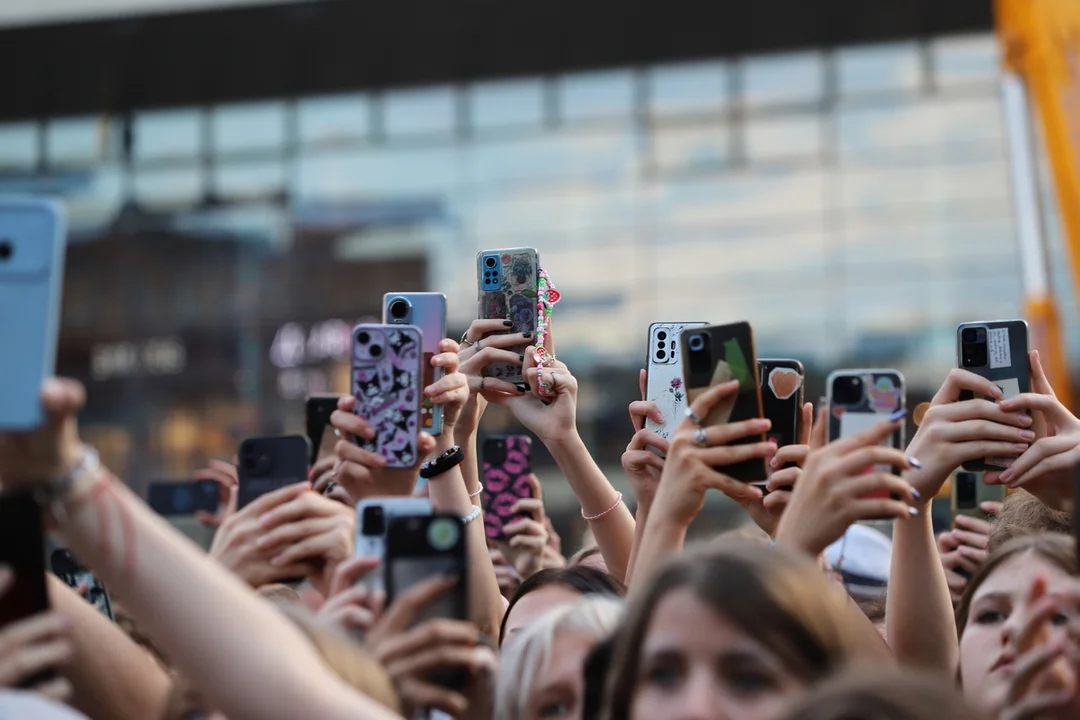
xmin=479 ymin=250 xmax=538 ymax=382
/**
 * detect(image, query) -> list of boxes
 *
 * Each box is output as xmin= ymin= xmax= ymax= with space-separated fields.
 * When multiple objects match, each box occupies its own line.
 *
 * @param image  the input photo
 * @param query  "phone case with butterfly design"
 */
xmin=482 ymin=435 xmax=533 ymax=540
xmin=352 ymin=324 xmax=423 ymax=470
xmin=477 ymin=248 xmax=539 ymax=384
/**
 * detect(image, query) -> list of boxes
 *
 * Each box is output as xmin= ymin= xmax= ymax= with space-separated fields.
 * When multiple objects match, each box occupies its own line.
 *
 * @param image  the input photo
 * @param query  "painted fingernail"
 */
xmin=516 ymin=384 xmax=528 ymax=393
xmin=770 ymin=456 xmax=781 ymax=468
xmin=522 ymin=332 xmax=533 ymax=339
xmin=1020 ymin=430 xmax=1036 ymax=441
xmin=888 ymin=409 xmax=908 ymax=422
xmin=907 ymin=506 xmax=920 ymax=517
xmin=907 ymin=457 xmax=923 ymax=469
xmin=503 ymin=320 xmax=514 ymax=327
xmin=1012 ymin=443 xmax=1029 ymax=451
xmin=910 ymin=487 xmax=921 ymax=500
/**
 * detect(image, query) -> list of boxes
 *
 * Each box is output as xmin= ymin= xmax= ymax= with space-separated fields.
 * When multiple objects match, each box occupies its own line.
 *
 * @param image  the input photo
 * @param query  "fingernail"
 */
xmin=307 ymin=468 xmax=316 ymax=480
xmin=770 ymin=456 xmax=780 ymax=468
xmin=907 ymin=506 xmax=920 ymax=517
xmin=503 ymin=320 xmax=514 ymax=327
xmin=1017 ymin=414 xmax=1033 ymax=426
xmin=980 ymin=501 xmax=998 ymax=511
xmin=516 ymin=384 xmax=528 ymax=393
xmin=655 ymin=412 xmax=664 ymax=423
xmin=910 ymin=487 xmax=921 ymax=500
xmin=1020 ymin=430 xmax=1036 ymax=441
xmin=1000 ymin=468 xmax=1013 ymax=481
xmin=256 ymin=535 xmax=271 ymax=548
xmin=907 ymin=457 xmax=923 ymax=469
xmin=1012 ymin=444 xmax=1029 ymax=451
xmin=888 ymin=409 xmax=908 ymax=422
xmin=523 ymin=332 xmax=533 ymax=339
xmin=270 ymin=555 xmax=285 ymax=567
xmin=518 ymin=354 xmax=525 ymax=361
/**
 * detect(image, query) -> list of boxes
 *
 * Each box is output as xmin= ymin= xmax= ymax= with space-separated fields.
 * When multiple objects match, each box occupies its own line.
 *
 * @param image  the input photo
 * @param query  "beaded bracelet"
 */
xmin=468 ymin=484 xmax=484 ymax=499
xmin=534 ymin=268 xmax=561 ymax=395
xmin=463 ymin=505 xmax=483 ymax=525
xmin=582 ymin=492 xmax=623 ymax=521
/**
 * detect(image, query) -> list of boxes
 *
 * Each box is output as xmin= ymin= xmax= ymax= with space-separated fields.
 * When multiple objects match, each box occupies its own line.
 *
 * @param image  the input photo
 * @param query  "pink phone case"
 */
xmin=482 ymin=436 xmax=533 ymax=540
xmin=352 ymin=324 xmax=423 ymax=469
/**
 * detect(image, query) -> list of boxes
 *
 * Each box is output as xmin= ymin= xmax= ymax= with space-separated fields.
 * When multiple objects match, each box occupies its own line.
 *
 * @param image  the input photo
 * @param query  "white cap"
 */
xmin=0 ymin=691 xmax=89 ymax=719
xmin=825 ymin=524 xmax=892 ymax=600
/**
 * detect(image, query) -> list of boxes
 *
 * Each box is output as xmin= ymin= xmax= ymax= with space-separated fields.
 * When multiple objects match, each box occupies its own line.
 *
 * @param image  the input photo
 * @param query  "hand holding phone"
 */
xmin=351 ymin=324 xmax=423 ymax=469
xmin=305 ymin=395 xmax=342 ymax=466
xmin=476 ymin=248 xmax=539 ymax=384
xmin=236 ymin=436 xmax=310 ymax=509
xmin=384 ymin=293 xmax=447 ymax=435
xmin=482 ymin=436 xmax=534 ymax=541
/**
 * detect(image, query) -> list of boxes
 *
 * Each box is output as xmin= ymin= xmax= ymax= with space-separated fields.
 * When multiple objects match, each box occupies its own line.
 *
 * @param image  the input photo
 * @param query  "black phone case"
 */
xmin=237 ymin=435 xmax=311 ymax=509
xmin=758 ymin=359 xmax=805 ymax=451
xmin=681 ymin=322 xmax=766 ymax=482
xmin=385 ymin=514 xmax=469 ymax=690
xmin=0 ymin=490 xmax=54 ymax=687
xmin=305 ymin=395 xmax=341 ymax=466
xmin=147 ymin=480 xmax=220 ymax=516
xmin=956 ymin=321 xmax=1030 ymax=471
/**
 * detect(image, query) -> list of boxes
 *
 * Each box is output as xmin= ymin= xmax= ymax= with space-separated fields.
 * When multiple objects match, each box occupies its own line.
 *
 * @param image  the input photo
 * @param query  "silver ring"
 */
xmin=459 ymin=331 xmax=473 ymax=347
xmin=479 ymin=377 xmax=486 ymax=392
xmin=685 ymin=407 xmax=703 ymax=426
xmin=475 ymin=338 xmax=483 ymax=351
xmin=693 ymin=428 xmax=709 ymax=448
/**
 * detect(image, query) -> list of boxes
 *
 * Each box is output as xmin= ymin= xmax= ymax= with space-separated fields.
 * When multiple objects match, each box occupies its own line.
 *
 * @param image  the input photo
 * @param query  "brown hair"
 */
xmin=956 ymin=533 xmax=1075 ymax=637
xmin=779 ymin=670 xmax=983 ymax=720
xmin=603 ymin=540 xmax=891 ymax=720
xmin=988 ymin=490 xmax=1072 ymax=554
xmin=256 ymin=583 xmax=304 ymax=606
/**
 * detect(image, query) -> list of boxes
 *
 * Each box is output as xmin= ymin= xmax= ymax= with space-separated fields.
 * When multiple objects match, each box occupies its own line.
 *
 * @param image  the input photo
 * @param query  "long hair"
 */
xmin=500 ymin=565 xmax=625 ymax=644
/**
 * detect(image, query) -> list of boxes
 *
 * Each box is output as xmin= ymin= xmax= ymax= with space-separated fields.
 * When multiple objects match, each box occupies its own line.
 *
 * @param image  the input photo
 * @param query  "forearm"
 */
xmin=886 ymin=500 xmax=959 ymax=672
xmin=53 ymin=472 xmax=398 ymax=720
xmin=428 ymin=434 xmax=503 ymax=640
xmin=48 ymin=575 xmax=171 ymax=720
xmin=454 ymin=425 xmax=483 ymax=501
xmin=624 ymin=496 xmax=653 ymax=586
xmin=627 ymin=516 xmax=686 ymax=596
xmin=547 ymin=435 xmax=635 ymax=582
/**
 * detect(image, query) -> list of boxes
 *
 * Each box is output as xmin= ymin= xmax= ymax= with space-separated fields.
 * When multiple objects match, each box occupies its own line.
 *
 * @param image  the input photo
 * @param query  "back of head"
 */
xmin=989 ymin=490 xmax=1072 ymax=554
xmin=496 ymin=596 xmax=623 ymax=720
xmin=500 ymin=565 xmax=626 ymax=642
xmin=779 ymin=671 xmax=983 ymax=720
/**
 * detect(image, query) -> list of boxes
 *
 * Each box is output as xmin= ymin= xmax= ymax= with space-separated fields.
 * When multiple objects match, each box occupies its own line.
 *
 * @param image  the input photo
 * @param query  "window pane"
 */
xmin=297 ymin=146 xmax=458 ymax=199
xmin=746 ymin=115 xmax=821 ymax=161
xmin=467 ymin=130 xmax=635 ymax=187
xmin=0 ymin=122 xmax=38 ymax=169
xmin=649 ymin=61 xmax=729 ymax=116
xmin=560 ymin=70 xmax=634 ymax=122
xmin=934 ymin=34 xmax=999 ymax=89
xmin=837 ymin=43 xmax=921 ymax=96
xmin=471 ymin=78 xmax=544 ymax=131
xmin=298 ymin=94 xmax=369 ymax=147
xmin=213 ymin=102 xmax=285 ymax=153
xmin=134 ymin=167 xmax=202 ymax=207
xmin=653 ymin=124 xmax=730 ymax=173
xmin=743 ymin=52 xmax=823 ymax=109
xmin=135 ymin=109 xmax=201 ymax=161
xmin=384 ymin=87 xmax=455 ymax=138
xmin=46 ymin=116 xmax=102 ymax=165
xmin=214 ymin=160 xmax=286 ymax=201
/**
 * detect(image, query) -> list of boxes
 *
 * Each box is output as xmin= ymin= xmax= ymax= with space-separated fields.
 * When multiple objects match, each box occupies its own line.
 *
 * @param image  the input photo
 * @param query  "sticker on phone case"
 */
xmin=767 ymin=368 xmax=801 ymax=400
xmin=868 ymin=376 xmax=901 ymax=414
xmin=988 ymin=327 xmax=1011 ymax=369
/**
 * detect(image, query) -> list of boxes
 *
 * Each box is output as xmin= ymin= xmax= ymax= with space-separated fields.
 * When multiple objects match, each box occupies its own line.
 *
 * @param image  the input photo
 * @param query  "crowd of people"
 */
xmin=0 ymin=302 xmax=1079 ymax=720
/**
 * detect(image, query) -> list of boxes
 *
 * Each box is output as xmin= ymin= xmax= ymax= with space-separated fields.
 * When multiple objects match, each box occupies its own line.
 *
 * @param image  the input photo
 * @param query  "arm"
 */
xmin=0 ymin=381 xmax=401 ymax=720
xmin=47 ymin=575 xmax=172 ymax=720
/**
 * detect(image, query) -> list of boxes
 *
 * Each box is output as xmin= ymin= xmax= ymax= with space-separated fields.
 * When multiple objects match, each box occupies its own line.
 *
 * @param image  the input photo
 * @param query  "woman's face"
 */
xmin=524 ymin=630 xmax=596 ymax=720
xmin=631 ymin=588 xmax=806 ymax=720
xmin=504 ymin=584 xmax=582 ymax=640
xmin=960 ymin=552 xmax=1076 ymax=711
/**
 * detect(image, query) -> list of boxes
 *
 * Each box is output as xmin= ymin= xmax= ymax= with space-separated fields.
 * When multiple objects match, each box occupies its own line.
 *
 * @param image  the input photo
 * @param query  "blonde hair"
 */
xmin=495 ymin=596 xmax=623 ymax=720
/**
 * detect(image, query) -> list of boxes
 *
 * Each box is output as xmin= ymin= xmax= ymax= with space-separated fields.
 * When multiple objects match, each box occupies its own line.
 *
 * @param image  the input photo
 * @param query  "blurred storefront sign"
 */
xmin=90 ymin=336 xmax=186 ymax=380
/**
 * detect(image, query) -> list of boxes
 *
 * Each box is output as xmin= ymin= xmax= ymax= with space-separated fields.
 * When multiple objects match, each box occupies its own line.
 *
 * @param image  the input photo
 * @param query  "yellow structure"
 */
xmin=996 ymin=0 xmax=1080 ymax=409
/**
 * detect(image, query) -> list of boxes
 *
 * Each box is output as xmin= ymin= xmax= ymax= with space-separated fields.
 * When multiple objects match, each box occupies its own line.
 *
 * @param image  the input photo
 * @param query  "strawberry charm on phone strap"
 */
xmin=535 ymin=268 xmax=561 ymax=396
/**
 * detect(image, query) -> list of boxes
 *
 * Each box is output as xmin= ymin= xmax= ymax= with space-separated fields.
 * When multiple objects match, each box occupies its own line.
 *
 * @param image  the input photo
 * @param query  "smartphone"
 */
xmin=384 ymin=293 xmax=448 ymax=436
xmin=49 ymin=546 xmax=113 ymax=621
xmin=352 ymin=324 xmax=423 ymax=469
xmin=354 ymin=498 xmax=433 ymax=591
xmin=956 ymin=320 xmax=1031 ymax=471
xmin=236 ymin=435 xmax=311 ymax=509
xmin=952 ymin=470 xmax=1007 ymax=520
xmin=477 ymin=247 xmax=539 ymax=384
xmin=0 ymin=197 xmax=67 ymax=431
xmin=385 ymin=514 xmax=469 ymax=689
xmin=482 ymin=435 xmax=534 ymax=541
xmin=645 ymin=322 xmax=708 ymax=445
xmin=826 ymin=370 xmax=906 ymax=499
xmin=681 ymin=322 xmax=767 ymax=483
xmin=147 ymin=480 xmax=220 ymax=517
xmin=0 ymin=490 xmax=53 ymax=687
xmin=305 ymin=395 xmax=341 ymax=467
xmin=758 ymin=359 xmax=805 ymax=450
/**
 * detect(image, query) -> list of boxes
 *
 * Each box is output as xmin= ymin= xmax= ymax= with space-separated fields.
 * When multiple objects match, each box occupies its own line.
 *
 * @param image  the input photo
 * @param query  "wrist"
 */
xmin=543 ymin=429 xmax=584 ymax=455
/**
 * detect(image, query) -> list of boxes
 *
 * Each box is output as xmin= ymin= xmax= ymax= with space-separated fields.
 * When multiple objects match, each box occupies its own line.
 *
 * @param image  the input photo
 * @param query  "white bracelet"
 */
xmin=462 ymin=505 xmax=482 ymax=525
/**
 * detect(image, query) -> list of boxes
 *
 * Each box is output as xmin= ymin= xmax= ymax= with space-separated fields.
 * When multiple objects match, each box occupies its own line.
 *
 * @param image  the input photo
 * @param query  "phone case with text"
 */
xmin=384 ymin=293 xmax=447 ymax=435
xmin=352 ymin=324 xmax=423 ymax=469
xmin=477 ymin=248 xmax=539 ymax=384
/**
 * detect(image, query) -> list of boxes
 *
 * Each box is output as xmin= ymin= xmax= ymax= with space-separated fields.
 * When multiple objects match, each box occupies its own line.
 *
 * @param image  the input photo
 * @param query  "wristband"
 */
xmin=419 ymin=445 xmax=465 ymax=480
xmin=35 ymin=446 xmax=101 ymax=520
xmin=462 ymin=505 xmax=482 ymax=525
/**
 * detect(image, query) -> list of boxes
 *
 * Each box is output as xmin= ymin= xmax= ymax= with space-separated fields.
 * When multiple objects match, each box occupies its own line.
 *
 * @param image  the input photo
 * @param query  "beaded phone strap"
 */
xmin=534 ymin=268 xmax=561 ymax=395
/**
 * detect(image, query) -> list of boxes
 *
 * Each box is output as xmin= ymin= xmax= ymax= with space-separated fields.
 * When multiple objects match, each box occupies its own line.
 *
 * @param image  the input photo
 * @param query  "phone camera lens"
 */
xmin=688 ymin=334 xmax=705 ymax=352
xmin=656 ymin=349 xmax=666 ymax=360
xmin=389 ymin=299 xmax=409 ymax=320
xmin=362 ymin=506 xmax=385 ymax=536
xmin=370 ymin=344 xmax=383 ymax=357
xmin=0 ymin=241 xmax=11 ymax=260
xmin=657 ymin=331 xmax=668 ymax=341
xmin=357 ymin=331 xmax=370 ymax=345
xmin=484 ymin=256 xmax=497 ymax=269
xmin=961 ymin=328 xmax=978 ymax=344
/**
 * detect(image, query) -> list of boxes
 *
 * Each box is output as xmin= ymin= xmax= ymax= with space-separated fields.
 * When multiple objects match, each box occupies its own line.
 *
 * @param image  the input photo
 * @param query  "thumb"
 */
xmin=416 ymin=432 xmax=438 ymax=461
xmin=330 ymin=556 xmax=382 ymax=596
xmin=638 ymin=368 xmax=647 ymax=401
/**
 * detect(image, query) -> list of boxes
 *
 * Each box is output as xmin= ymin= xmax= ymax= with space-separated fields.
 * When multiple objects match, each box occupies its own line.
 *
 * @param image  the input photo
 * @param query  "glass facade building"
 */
xmin=0 ymin=32 xmax=1045 ymax=535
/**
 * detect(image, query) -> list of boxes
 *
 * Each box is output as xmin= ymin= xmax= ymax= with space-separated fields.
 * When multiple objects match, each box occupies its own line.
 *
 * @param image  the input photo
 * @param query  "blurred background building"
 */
xmin=2 ymin=0 xmax=1074 ymax=543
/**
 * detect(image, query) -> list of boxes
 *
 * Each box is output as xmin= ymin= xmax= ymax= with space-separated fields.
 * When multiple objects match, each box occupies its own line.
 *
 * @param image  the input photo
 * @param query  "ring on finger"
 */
xmin=693 ymin=428 xmax=709 ymax=447
xmin=459 ymin=330 xmax=473 ymax=347
xmin=475 ymin=338 xmax=484 ymax=351
xmin=685 ymin=408 xmax=704 ymax=426
xmin=480 ymin=377 xmax=486 ymax=392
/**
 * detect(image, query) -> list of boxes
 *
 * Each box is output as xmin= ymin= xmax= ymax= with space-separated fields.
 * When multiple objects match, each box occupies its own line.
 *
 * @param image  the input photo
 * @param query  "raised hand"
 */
xmin=317 ymin=557 xmax=385 ymax=636
xmin=500 ymin=475 xmax=551 ymax=580
xmin=938 ymin=504 xmax=1000 ymax=605
xmin=0 ymin=567 xmax=73 ymax=702
xmin=0 ymin=378 xmax=87 ymax=486
xmin=193 ymin=460 xmax=238 ymax=528
xmin=484 ymin=348 xmax=578 ymax=445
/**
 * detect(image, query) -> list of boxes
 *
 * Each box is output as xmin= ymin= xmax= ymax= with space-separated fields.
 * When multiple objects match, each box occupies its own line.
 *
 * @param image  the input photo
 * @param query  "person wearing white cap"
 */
xmin=825 ymin=524 xmax=892 ymax=602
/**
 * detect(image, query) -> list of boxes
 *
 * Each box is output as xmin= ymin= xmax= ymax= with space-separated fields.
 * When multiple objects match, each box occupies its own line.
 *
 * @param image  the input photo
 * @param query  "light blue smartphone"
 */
xmin=0 ymin=197 xmax=67 ymax=430
xmin=383 ymin=292 xmax=448 ymax=435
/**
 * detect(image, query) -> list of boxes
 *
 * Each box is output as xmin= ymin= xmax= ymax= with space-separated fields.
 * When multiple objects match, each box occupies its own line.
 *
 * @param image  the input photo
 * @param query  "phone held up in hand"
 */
xmin=956 ymin=320 xmax=1030 ymax=472
xmin=351 ymin=323 xmax=424 ymax=470
xmin=477 ymin=247 xmax=539 ymax=385
xmin=236 ymin=435 xmax=310 ymax=509
xmin=681 ymin=321 xmax=767 ymax=483
xmin=826 ymin=370 xmax=906 ymax=502
xmin=758 ymin=359 xmax=805 ymax=451
xmin=354 ymin=498 xmax=433 ymax=591
xmin=951 ymin=470 xmax=1006 ymax=520
xmin=305 ymin=395 xmax=341 ymax=467
xmin=482 ymin=435 xmax=534 ymax=541
xmin=645 ymin=322 xmax=708 ymax=446
xmin=148 ymin=480 xmax=220 ymax=517
xmin=385 ymin=514 xmax=469 ymax=690
xmin=384 ymin=293 xmax=447 ymax=436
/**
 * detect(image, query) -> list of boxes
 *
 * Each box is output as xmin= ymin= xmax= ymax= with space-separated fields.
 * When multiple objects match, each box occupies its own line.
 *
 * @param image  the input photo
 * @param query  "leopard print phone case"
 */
xmin=477 ymin=248 xmax=539 ymax=384
xmin=351 ymin=324 xmax=423 ymax=470
xmin=482 ymin=435 xmax=533 ymax=540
